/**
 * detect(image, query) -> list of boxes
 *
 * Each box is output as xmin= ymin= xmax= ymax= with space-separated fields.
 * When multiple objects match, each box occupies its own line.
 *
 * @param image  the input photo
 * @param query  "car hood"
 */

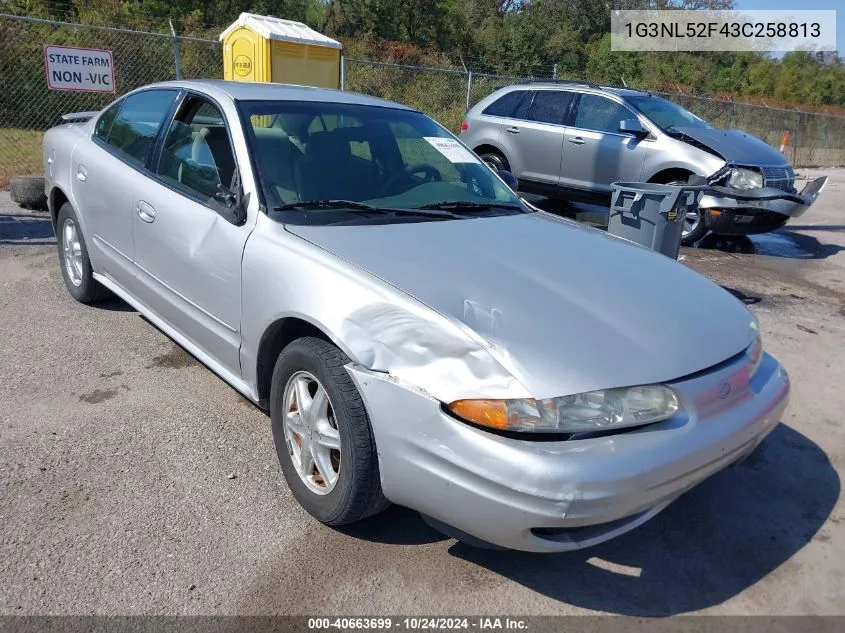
xmin=674 ymin=127 xmax=788 ymax=166
xmin=287 ymin=213 xmax=756 ymax=399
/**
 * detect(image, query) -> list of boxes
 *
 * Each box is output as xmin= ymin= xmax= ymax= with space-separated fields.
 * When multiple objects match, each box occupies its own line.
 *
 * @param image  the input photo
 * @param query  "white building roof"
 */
xmin=219 ymin=12 xmax=342 ymax=49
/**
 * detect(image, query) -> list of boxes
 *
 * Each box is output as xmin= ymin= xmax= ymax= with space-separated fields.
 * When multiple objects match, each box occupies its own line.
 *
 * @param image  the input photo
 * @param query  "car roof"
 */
xmin=140 ymin=79 xmax=416 ymax=111
xmin=500 ymin=82 xmax=648 ymax=98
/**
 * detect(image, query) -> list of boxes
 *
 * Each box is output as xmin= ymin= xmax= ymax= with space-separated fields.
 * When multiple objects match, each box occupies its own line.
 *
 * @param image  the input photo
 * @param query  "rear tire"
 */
xmin=10 ymin=175 xmax=47 ymax=210
xmin=270 ymin=337 xmax=389 ymax=526
xmin=55 ymin=202 xmax=110 ymax=304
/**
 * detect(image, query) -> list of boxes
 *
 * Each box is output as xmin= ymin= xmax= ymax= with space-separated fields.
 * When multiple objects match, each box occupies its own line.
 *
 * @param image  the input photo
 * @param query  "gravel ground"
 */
xmin=0 ymin=170 xmax=843 ymax=616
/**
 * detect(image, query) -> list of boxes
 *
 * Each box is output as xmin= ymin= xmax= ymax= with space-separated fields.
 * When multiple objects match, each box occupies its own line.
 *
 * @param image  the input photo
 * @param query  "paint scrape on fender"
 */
xmin=340 ymin=302 xmax=529 ymax=403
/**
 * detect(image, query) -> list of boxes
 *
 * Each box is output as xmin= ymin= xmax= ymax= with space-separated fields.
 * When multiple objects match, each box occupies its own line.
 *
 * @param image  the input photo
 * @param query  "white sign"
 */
xmin=44 ymin=45 xmax=115 ymax=93
xmin=424 ymin=137 xmax=479 ymax=163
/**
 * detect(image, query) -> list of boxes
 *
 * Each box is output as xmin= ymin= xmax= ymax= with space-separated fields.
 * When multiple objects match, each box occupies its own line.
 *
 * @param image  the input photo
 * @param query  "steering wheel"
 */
xmin=378 ymin=163 xmax=441 ymax=196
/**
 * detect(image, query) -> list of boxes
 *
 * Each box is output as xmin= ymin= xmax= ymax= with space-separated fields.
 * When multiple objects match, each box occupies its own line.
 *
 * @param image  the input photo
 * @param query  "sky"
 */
xmin=735 ymin=0 xmax=841 ymax=55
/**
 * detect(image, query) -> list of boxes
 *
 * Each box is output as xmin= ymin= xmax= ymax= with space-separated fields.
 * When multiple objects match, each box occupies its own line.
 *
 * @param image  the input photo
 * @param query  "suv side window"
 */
xmin=526 ymin=90 xmax=574 ymax=125
xmin=106 ymin=89 xmax=178 ymax=166
xmin=482 ymin=90 xmax=528 ymax=118
xmin=573 ymin=94 xmax=632 ymax=134
xmin=94 ymin=100 xmax=122 ymax=142
xmin=157 ymin=95 xmax=237 ymax=201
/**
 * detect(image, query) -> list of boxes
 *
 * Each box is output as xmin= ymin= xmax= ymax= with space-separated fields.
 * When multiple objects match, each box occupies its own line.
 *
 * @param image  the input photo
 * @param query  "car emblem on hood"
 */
xmin=718 ymin=382 xmax=732 ymax=399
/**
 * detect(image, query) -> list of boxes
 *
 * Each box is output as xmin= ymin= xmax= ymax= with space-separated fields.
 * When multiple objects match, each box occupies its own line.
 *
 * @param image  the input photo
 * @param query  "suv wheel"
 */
xmin=681 ymin=206 xmax=708 ymax=245
xmin=656 ymin=177 xmax=707 ymax=245
xmin=478 ymin=151 xmax=508 ymax=173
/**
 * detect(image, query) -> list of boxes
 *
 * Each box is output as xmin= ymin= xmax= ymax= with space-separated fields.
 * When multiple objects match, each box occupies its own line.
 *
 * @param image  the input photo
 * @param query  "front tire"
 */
xmin=680 ymin=206 xmax=708 ymax=245
xmin=270 ymin=337 xmax=389 ymax=526
xmin=656 ymin=177 xmax=707 ymax=245
xmin=55 ymin=202 xmax=110 ymax=304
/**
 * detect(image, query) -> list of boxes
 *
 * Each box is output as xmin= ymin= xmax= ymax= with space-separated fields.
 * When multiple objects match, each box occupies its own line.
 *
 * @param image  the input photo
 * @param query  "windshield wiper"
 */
xmin=274 ymin=200 xmax=378 ymax=211
xmin=416 ymin=201 xmax=524 ymax=212
xmin=273 ymin=199 xmax=458 ymax=219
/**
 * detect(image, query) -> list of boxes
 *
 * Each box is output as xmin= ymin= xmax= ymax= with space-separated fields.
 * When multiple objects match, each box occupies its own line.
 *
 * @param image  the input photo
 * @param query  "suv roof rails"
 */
xmin=526 ymin=79 xmax=602 ymax=89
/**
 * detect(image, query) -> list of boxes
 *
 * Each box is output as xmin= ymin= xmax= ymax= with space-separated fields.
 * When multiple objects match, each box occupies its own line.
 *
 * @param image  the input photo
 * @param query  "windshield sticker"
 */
xmin=423 ymin=137 xmax=479 ymax=163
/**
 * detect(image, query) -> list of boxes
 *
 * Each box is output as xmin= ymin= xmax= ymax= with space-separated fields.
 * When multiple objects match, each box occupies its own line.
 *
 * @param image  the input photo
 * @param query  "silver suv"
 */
xmin=461 ymin=81 xmax=823 ymax=244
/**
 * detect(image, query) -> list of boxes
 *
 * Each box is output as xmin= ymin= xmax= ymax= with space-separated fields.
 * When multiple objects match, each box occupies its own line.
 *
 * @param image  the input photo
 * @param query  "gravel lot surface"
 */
xmin=1 ymin=169 xmax=843 ymax=616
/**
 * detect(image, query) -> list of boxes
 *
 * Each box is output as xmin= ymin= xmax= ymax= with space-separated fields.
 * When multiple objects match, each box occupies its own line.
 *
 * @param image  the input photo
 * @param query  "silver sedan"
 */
xmin=43 ymin=80 xmax=789 ymax=552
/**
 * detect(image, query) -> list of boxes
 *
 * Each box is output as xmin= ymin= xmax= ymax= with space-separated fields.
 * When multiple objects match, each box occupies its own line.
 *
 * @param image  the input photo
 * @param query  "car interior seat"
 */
xmin=252 ymin=126 xmax=303 ymax=204
xmin=295 ymin=129 xmax=379 ymax=202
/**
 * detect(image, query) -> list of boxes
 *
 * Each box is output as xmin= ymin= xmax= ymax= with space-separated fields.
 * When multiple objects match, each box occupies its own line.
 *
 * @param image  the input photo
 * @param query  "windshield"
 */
xmin=238 ymin=100 xmax=524 ymax=225
xmin=624 ymin=95 xmax=711 ymax=132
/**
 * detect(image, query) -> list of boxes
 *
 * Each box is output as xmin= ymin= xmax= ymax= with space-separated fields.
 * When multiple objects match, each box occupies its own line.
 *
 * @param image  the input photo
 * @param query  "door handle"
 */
xmin=568 ymin=137 xmax=586 ymax=145
xmin=76 ymin=165 xmax=88 ymax=182
xmin=505 ymin=126 xmax=520 ymax=134
xmin=137 ymin=201 xmax=156 ymax=223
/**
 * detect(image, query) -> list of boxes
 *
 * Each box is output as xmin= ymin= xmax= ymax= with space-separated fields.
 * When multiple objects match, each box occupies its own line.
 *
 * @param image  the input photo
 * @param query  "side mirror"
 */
xmin=618 ymin=118 xmax=648 ymax=138
xmin=498 ymin=169 xmax=519 ymax=191
xmin=210 ymin=167 xmax=248 ymax=226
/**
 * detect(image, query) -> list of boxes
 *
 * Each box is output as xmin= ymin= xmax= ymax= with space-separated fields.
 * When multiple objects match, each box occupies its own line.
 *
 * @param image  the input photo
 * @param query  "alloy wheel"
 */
xmin=682 ymin=208 xmax=702 ymax=239
xmin=282 ymin=371 xmax=342 ymax=495
xmin=61 ymin=218 xmax=83 ymax=287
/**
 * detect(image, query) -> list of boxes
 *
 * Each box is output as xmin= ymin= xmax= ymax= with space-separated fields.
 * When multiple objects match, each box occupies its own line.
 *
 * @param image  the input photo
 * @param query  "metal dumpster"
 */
xmin=608 ymin=182 xmax=698 ymax=259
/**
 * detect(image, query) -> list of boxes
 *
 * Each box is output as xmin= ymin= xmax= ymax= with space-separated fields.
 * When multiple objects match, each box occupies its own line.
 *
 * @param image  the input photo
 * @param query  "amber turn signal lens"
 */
xmin=448 ymin=399 xmax=509 ymax=429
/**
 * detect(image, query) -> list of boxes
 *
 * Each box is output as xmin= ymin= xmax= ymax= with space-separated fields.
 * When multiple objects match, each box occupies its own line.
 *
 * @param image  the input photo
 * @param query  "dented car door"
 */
xmin=130 ymin=93 xmax=250 ymax=374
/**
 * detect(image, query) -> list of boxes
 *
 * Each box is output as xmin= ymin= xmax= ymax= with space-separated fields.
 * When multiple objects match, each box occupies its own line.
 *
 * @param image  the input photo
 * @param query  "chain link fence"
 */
xmin=0 ymin=14 xmax=220 ymax=188
xmin=1 ymin=12 xmax=844 ymax=189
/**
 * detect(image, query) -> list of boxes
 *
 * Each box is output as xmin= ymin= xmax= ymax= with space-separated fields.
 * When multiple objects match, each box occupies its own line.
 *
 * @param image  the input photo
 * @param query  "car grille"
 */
xmin=761 ymin=166 xmax=794 ymax=192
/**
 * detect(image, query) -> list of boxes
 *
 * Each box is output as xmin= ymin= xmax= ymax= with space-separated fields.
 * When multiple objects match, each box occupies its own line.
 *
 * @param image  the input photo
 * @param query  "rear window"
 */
xmin=106 ymin=89 xmax=178 ymax=166
xmin=94 ymin=100 xmax=122 ymax=142
xmin=482 ymin=90 xmax=528 ymax=118
xmin=527 ymin=90 xmax=574 ymax=125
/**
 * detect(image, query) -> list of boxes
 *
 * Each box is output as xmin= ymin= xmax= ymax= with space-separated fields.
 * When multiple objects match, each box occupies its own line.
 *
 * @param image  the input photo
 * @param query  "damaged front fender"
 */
xmin=340 ymin=302 xmax=531 ymax=403
xmin=241 ymin=215 xmax=531 ymax=405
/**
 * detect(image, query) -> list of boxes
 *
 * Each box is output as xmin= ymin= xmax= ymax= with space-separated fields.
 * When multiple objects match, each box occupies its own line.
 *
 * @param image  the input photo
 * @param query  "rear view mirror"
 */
xmin=498 ymin=169 xmax=519 ymax=191
xmin=619 ymin=119 xmax=648 ymax=138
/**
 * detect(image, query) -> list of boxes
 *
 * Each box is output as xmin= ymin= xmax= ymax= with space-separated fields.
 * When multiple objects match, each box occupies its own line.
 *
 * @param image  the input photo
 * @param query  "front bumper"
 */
xmin=699 ymin=176 xmax=827 ymax=220
xmin=703 ymin=209 xmax=790 ymax=236
xmin=348 ymin=350 xmax=789 ymax=553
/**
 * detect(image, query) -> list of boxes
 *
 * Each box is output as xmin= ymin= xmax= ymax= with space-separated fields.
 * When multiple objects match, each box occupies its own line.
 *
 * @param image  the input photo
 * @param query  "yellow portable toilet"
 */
xmin=220 ymin=12 xmax=342 ymax=88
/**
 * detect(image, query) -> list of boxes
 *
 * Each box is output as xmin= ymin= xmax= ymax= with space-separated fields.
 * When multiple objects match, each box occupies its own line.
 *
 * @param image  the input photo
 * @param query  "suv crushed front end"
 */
xmin=699 ymin=165 xmax=827 ymax=236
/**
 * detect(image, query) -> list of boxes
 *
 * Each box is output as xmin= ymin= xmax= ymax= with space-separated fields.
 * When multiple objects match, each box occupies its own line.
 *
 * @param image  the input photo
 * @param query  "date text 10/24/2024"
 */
xmin=307 ymin=618 xmax=529 ymax=630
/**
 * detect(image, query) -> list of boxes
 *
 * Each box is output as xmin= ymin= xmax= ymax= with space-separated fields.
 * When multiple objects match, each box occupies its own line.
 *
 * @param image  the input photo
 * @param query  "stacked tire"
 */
xmin=10 ymin=176 xmax=47 ymax=211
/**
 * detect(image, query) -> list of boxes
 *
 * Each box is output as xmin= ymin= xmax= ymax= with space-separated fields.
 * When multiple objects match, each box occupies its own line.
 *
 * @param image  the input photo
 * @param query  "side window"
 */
xmin=573 ymin=95 xmax=632 ymax=134
xmin=157 ymin=96 xmax=237 ymax=201
xmin=106 ymin=90 xmax=177 ymax=166
xmin=482 ymin=91 xmax=528 ymax=118
xmin=512 ymin=91 xmax=534 ymax=120
xmin=527 ymin=91 xmax=574 ymax=125
xmin=94 ymin=100 xmax=122 ymax=142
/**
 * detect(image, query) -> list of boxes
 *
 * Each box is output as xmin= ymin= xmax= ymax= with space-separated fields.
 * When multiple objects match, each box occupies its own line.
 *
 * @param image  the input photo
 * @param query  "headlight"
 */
xmin=727 ymin=167 xmax=763 ymax=190
xmin=448 ymin=385 xmax=679 ymax=434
